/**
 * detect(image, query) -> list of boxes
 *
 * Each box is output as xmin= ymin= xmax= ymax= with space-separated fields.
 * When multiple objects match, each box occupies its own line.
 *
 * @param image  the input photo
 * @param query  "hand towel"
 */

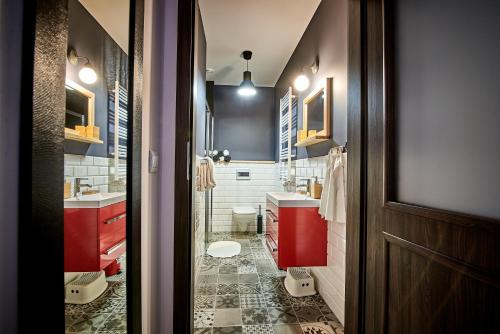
xmin=319 ymin=147 xmax=347 ymax=223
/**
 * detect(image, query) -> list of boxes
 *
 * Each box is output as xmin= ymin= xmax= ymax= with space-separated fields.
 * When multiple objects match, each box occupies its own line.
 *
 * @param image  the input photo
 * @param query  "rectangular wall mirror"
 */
xmin=296 ymin=77 xmax=332 ymax=147
xmin=64 ymin=79 xmax=102 ymax=144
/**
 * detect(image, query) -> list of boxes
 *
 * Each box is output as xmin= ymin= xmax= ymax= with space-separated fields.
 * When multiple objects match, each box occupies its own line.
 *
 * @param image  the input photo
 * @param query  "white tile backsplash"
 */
xmin=295 ymin=154 xmax=347 ymax=325
xmin=64 ymin=154 xmax=122 ymax=194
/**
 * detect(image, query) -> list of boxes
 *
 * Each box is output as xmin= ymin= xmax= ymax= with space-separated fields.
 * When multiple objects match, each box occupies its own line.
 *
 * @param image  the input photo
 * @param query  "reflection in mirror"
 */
xmin=65 ymin=85 xmax=89 ymax=129
xmin=64 ymin=0 xmax=130 ymax=332
xmin=307 ymin=91 xmax=325 ymax=132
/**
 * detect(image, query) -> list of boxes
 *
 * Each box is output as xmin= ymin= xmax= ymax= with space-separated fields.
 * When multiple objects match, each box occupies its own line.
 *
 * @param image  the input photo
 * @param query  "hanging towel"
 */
xmin=319 ymin=147 xmax=347 ymax=223
xmin=206 ymin=157 xmax=216 ymax=189
xmin=196 ymin=158 xmax=217 ymax=192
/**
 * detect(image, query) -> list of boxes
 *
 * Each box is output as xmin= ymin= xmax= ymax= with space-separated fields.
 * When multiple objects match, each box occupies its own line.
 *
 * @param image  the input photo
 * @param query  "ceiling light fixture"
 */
xmin=238 ymin=50 xmax=256 ymax=97
xmin=294 ymin=56 xmax=319 ymax=92
xmin=67 ymin=48 xmax=98 ymax=85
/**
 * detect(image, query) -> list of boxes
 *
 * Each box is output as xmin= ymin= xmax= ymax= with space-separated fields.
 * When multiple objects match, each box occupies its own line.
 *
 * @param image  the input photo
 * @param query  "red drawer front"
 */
xmin=277 ymin=206 xmax=327 ymax=269
xmin=266 ymin=210 xmax=279 ymax=242
xmin=267 ymin=200 xmax=279 ymax=219
xmin=64 ymin=207 xmax=100 ymax=272
xmin=100 ymin=240 xmax=126 ymax=270
xmin=99 ymin=202 xmax=126 ymax=253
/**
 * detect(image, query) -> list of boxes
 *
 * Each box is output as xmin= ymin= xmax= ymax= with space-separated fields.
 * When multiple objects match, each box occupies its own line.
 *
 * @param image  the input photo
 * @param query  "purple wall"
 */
xmin=148 ymin=0 xmax=178 ymax=332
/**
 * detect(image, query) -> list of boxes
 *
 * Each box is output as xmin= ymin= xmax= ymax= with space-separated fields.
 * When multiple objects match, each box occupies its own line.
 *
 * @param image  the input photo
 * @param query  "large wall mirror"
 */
xmin=296 ymin=77 xmax=332 ymax=147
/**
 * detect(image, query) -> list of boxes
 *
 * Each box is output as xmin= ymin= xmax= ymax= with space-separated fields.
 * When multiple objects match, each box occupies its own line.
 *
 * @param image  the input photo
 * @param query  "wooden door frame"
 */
xmin=172 ymin=1 xmax=368 ymax=334
xmin=18 ymin=0 xmax=144 ymax=332
xmin=345 ymin=0 xmax=367 ymax=333
xmin=173 ymin=0 xmax=196 ymax=332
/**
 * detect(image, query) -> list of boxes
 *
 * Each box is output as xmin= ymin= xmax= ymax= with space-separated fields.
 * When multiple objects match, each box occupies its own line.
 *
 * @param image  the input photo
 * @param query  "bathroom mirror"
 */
xmin=65 ymin=79 xmax=95 ymax=130
xmin=297 ymin=77 xmax=332 ymax=146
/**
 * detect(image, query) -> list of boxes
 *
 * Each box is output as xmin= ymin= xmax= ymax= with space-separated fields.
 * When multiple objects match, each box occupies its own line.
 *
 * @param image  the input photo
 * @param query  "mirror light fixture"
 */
xmin=67 ymin=48 xmax=98 ymax=85
xmin=238 ymin=50 xmax=257 ymax=96
xmin=294 ymin=56 xmax=319 ymax=92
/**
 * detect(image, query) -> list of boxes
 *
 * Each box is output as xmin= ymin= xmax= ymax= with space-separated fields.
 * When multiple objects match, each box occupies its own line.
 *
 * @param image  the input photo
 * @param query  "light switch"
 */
xmin=149 ymin=149 xmax=159 ymax=173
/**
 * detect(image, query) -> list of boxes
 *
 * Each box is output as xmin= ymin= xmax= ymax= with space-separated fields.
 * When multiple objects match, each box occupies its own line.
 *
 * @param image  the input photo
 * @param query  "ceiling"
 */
xmin=79 ymin=0 xmax=130 ymax=53
xmin=199 ymin=0 xmax=321 ymax=87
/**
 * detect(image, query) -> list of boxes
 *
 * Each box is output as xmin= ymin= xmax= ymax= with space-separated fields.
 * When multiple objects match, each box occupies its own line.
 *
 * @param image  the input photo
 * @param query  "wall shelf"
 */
xmin=65 ymin=128 xmax=103 ymax=144
xmin=295 ymin=136 xmax=329 ymax=147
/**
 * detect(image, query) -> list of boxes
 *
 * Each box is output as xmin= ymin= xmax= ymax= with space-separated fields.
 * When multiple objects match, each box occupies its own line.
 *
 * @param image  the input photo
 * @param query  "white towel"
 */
xmin=319 ymin=147 xmax=347 ymax=223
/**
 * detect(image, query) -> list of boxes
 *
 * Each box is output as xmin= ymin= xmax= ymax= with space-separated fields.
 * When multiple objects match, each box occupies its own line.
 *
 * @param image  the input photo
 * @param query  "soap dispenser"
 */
xmin=310 ymin=177 xmax=323 ymax=199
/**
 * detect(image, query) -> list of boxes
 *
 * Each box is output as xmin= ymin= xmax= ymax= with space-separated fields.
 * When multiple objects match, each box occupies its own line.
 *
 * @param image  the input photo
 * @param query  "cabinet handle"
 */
xmin=265 ymin=236 xmax=277 ymax=252
xmin=105 ymin=213 xmax=126 ymax=224
xmin=266 ymin=211 xmax=278 ymax=222
xmin=106 ymin=241 xmax=125 ymax=255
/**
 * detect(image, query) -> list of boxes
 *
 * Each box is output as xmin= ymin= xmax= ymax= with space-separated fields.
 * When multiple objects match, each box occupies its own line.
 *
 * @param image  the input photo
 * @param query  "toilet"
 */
xmin=232 ymin=207 xmax=256 ymax=232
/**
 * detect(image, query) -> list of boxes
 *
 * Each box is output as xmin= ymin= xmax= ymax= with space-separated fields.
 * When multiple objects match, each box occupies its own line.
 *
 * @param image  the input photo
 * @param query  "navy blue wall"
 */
xmin=65 ymin=0 xmax=128 ymax=157
xmin=213 ymin=85 xmax=275 ymax=161
xmin=275 ymin=0 xmax=348 ymax=160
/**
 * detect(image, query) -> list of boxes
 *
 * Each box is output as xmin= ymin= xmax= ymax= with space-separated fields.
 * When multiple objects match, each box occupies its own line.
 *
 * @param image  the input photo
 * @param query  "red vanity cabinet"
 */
xmin=265 ymin=198 xmax=327 ymax=269
xmin=64 ymin=201 xmax=126 ymax=273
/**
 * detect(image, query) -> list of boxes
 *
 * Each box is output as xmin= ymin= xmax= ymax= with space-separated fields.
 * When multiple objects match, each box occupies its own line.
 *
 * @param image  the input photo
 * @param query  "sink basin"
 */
xmin=266 ymin=192 xmax=320 ymax=208
xmin=64 ymin=192 xmax=126 ymax=209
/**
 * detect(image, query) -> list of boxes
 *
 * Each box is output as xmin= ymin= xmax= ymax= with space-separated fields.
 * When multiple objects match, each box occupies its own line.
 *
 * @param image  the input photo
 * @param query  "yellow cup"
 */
xmin=308 ymin=130 xmax=317 ymax=137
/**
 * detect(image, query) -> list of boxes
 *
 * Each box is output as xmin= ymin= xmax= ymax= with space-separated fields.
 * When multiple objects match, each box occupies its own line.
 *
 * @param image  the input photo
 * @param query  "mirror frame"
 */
xmin=302 ymin=76 xmax=332 ymax=139
xmin=65 ymin=78 xmax=96 ymax=130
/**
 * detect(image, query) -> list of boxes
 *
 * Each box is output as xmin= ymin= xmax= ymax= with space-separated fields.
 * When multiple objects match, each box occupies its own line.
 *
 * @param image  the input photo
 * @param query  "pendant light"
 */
xmin=238 ymin=50 xmax=257 ymax=96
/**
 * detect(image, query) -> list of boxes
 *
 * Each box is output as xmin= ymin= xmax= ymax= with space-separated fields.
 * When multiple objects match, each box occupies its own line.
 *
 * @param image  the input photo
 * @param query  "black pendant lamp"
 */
xmin=238 ymin=50 xmax=257 ymax=96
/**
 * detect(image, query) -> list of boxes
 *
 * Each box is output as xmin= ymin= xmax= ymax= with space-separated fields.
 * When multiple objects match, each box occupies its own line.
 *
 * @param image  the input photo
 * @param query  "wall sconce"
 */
xmin=67 ymin=47 xmax=97 ymax=85
xmin=294 ymin=56 xmax=319 ymax=92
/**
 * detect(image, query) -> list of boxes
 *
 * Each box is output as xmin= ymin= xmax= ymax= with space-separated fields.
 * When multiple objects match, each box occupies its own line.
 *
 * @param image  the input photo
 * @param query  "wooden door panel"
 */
xmin=384 ymin=233 xmax=499 ymax=333
xmin=384 ymin=208 xmax=500 ymax=274
xmin=363 ymin=0 xmax=500 ymax=333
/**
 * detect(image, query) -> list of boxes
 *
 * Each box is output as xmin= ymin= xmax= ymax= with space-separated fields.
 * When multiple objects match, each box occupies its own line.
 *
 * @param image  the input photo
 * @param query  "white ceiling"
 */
xmin=199 ymin=0 xmax=321 ymax=87
xmin=79 ymin=0 xmax=130 ymax=53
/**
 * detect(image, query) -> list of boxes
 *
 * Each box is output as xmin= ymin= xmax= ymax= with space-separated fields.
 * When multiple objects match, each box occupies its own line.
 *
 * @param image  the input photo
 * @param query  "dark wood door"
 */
xmin=363 ymin=0 xmax=500 ymax=333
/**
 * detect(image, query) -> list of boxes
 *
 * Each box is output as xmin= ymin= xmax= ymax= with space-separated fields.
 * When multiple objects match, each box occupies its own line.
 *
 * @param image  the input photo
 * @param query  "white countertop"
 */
xmin=64 ymin=192 xmax=126 ymax=209
xmin=266 ymin=192 xmax=320 ymax=208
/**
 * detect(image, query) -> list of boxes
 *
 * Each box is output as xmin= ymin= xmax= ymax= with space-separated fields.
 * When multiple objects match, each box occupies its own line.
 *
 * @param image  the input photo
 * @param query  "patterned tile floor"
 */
xmin=194 ymin=233 xmax=344 ymax=334
xmin=65 ymin=256 xmax=127 ymax=333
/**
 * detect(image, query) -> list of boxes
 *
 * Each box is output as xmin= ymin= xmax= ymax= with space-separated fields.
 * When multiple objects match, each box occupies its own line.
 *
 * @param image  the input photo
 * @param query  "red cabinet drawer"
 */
xmin=65 ymin=200 xmax=126 ymax=273
xmin=266 ymin=200 xmax=279 ymax=219
xmin=98 ymin=202 xmax=126 ymax=253
xmin=266 ymin=210 xmax=279 ymax=242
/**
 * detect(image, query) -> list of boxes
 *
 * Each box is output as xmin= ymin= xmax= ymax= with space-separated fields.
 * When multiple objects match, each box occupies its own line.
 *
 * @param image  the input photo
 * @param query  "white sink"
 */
xmin=64 ymin=192 xmax=126 ymax=209
xmin=266 ymin=192 xmax=320 ymax=208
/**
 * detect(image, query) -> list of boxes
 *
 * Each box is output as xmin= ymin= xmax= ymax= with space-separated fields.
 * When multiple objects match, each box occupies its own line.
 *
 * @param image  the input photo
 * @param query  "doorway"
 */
xmin=176 ymin=0 xmax=349 ymax=333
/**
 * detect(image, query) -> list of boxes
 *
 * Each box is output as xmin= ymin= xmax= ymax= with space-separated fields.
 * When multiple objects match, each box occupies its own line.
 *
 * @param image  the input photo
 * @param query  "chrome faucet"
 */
xmin=282 ymin=177 xmax=296 ymax=192
xmin=74 ymin=177 xmax=93 ymax=197
xmin=296 ymin=177 xmax=312 ymax=194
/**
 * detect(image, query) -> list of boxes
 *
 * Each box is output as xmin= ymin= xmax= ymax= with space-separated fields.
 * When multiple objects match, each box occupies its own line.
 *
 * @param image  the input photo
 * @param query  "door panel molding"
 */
xmin=383 ymin=232 xmax=500 ymax=289
xmin=385 ymin=201 xmax=500 ymax=233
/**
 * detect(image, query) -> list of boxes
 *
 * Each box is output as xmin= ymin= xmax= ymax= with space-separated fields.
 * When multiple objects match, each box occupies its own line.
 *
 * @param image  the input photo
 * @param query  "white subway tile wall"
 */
xmin=294 ymin=155 xmax=347 ymax=325
xmin=194 ymin=156 xmax=206 ymax=285
xmin=64 ymin=154 xmax=114 ymax=194
xmin=212 ymin=162 xmax=281 ymax=232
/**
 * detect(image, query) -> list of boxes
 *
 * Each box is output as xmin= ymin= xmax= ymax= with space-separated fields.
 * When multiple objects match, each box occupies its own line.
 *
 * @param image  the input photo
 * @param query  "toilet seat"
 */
xmin=233 ymin=207 xmax=256 ymax=215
